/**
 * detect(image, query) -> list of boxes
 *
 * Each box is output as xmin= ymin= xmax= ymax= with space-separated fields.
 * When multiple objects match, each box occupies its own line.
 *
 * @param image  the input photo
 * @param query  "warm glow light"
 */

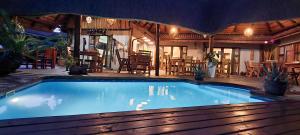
xmin=106 ymin=18 xmax=116 ymax=25
xmin=244 ymin=27 xmax=254 ymax=37
xmin=86 ymin=16 xmax=92 ymax=24
xmin=203 ymin=34 xmax=207 ymax=38
xmin=264 ymin=41 xmax=268 ymax=44
xmin=170 ymin=26 xmax=178 ymax=37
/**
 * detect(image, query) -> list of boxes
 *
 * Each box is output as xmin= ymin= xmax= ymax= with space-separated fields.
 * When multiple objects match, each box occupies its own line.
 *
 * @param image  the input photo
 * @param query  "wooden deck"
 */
xmin=0 ymin=101 xmax=300 ymax=135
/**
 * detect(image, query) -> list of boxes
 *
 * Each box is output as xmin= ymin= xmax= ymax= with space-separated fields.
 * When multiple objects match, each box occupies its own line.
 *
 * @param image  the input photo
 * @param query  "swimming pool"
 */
xmin=0 ymin=80 xmax=270 ymax=120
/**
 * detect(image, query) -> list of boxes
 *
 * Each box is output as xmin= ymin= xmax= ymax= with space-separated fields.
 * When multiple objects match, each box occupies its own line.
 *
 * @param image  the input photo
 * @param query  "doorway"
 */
xmin=209 ymin=47 xmax=240 ymax=75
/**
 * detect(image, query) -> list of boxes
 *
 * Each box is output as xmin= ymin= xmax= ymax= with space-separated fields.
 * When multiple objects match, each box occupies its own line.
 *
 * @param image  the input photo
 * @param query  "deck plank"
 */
xmin=0 ymin=101 xmax=287 ymax=128
xmin=0 ymin=101 xmax=299 ymax=135
xmin=1 ymin=102 xmax=299 ymax=134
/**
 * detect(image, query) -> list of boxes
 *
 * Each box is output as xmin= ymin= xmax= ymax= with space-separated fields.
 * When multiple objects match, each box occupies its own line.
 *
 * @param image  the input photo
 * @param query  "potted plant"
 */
xmin=263 ymin=63 xmax=288 ymax=96
xmin=205 ymin=52 xmax=219 ymax=78
xmin=193 ymin=65 xmax=206 ymax=81
xmin=0 ymin=11 xmax=28 ymax=75
xmin=64 ymin=55 xmax=75 ymax=71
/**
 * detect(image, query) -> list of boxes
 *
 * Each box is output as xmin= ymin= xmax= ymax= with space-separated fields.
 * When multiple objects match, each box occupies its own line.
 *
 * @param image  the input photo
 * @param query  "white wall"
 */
xmin=239 ymin=49 xmax=260 ymax=73
xmin=187 ymin=43 xmax=204 ymax=60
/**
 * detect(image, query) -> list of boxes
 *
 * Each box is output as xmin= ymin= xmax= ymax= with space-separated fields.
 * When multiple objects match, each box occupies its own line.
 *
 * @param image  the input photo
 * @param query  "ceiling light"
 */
xmin=170 ymin=26 xmax=178 ymax=37
xmin=244 ymin=27 xmax=254 ymax=37
xmin=86 ymin=16 xmax=92 ymax=24
xmin=106 ymin=18 xmax=116 ymax=25
xmin=53 ymin=27 xmax=61 ymax=33
xmin=264 ymin=41 xmax=268 ymax=44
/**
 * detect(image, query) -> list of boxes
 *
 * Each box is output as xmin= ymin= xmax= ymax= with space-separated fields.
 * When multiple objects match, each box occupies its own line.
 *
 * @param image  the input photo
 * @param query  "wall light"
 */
xmin=244 ymin=27 xmax=254 ymax=37
xmin=86 ymin=16 xmax=92 ymax=24
xmin=106 ymin=18 xmax=116 ymax=26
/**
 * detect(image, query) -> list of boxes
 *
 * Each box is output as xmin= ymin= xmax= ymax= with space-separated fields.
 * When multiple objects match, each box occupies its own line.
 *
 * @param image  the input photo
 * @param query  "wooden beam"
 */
xmin=130 ymin=22 xmax=155 ymax=40
xmin=266 ymin=22 xmax=272 ymax=34
xmin=233 ymin=25 xmax=237 ymax=33
xmin=54 ymin=14 xmax=61 ymax=22
xmin=21 ymin=17 xmax=54 ymax=29
xmin=155 ymin=24 xmax=160 ymax=76
xmin=290 ymin=19 xmax=297 ymax=24
xmin=276 ymin=21 xmax=284 ymax=28
xmin=208 ymin=36 xmax=213 ymax=52
xmin=142 ymin=22 xmax=148 ymax=27
xmin=73 ymin=15 xmax=81 ymax=63
xmin=63 ymin=15 xmax=72 ymax=27
xmin=148 ymin=24 xmax=154 ymax=31
xmin=273 ymin=23 xmax=300 ymax=35
xmin=164 ymin=25 xmax=167 ymax=33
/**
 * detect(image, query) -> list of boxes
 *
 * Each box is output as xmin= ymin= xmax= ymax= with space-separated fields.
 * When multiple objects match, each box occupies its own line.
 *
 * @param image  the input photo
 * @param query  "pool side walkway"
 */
xmin=0 ymin=101 xmax=300 ymax=135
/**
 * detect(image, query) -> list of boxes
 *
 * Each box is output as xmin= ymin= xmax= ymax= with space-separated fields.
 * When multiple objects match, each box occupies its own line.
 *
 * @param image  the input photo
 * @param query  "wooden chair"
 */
xmin=130 ymin=53 xmax=151 ymax=75
xmin=184 ymin=56 xmax=193 ymax=75
xmin=288 ymin=67 xmax=300 ymax=86
xmin=44 ymin=48 xmax=56 ymax=69
xmin=245 ymin=61 xmax=259 ymax=77
xmin=116 ymin=49 xmax=129 ymax=73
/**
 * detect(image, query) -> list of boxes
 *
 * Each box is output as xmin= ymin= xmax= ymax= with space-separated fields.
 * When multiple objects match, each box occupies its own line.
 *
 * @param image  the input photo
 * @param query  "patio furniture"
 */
xmin=81 ymin=50 xmax=104 ymax=73
xmin=21 ymin=55 xmax=35 ymax=69
xmin=245 ymin=61 xmax=259 ymax=77
xmin=216 ymin=59 xmax=231 ymax=77
xmin=184 ymin=56 xmax=193 ymax=75
xmin=116 ymin=49 xmax=129 ymax=73
xmin=285 ymin=63 xmax=300 ymax=85
xmin=44 ymin=48 xmax=56 ymax=69
xmin=130 ymin=52 xmax=151 ymax=75
xmin=168 ymin=58 xmax=184 ymax=75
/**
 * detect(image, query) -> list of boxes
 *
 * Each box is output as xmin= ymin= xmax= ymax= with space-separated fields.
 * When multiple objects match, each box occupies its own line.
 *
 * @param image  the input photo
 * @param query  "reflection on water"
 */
xmin=9 ymin=95 xmax=63 ymax=110
xmin=0 ymin=106 xmax=7 ymax=114
xmin=0 ymin=81 xmax=266 ymax=120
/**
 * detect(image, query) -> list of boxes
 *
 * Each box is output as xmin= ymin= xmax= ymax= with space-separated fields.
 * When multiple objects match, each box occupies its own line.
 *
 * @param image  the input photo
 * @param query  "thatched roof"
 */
xmin=1 ymin=0 xmax=300 ymax=34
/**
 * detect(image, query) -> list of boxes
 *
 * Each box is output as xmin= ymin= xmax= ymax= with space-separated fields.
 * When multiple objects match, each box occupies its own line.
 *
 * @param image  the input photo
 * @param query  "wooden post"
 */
xmin=208 ymin=36 xmax=214 ymax=52
xmin=74 ymin=15 xmax=81 ymax=65
xmin=155 ymin=24 xmax=160 ymax=76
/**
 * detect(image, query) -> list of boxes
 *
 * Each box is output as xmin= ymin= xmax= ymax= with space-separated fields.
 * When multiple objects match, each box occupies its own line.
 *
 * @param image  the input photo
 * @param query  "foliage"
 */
xmin=263 ymin=63 xmax=288 ymax=83
xmin=45 ymin=34 xmax=68 ymax=58
xmin=0 ymin=11 xmax=26 ymax=55
xmin=65 ymin=55 xmax=75 ymax=67
xmin=193 ymin=64 xmax=206 ymax=80
xmin=205 ymin=51 xmax=219 ymax=66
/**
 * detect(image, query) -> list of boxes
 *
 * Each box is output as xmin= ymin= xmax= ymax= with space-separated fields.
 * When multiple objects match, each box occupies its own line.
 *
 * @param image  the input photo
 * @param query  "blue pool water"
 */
xmin=0 ymin=81 xmax=269 ymax=120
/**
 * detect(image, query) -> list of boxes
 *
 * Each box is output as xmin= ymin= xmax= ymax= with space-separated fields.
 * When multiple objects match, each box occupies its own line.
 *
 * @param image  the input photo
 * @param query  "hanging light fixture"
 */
xmin=53 ymin=25 xmax=61 ymax=33
xmin=106 ymin=18 xmax=116 ymax=26
xmin=86 ymin=16 xmax=92 ymax=24
xmin=170 ymin=26 xmax=178 ymax=37
xmin=244 ymin=27 xmax=254 ymax=37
